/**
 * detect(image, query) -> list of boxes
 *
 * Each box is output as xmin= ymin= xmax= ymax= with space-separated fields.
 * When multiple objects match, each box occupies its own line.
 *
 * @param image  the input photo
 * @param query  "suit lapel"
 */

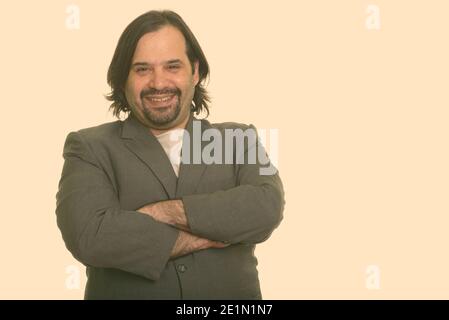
xmin=121 ymin=114 xmax=177 ymax=199
xmin=175 ymin=116 xmax=209 ymax=198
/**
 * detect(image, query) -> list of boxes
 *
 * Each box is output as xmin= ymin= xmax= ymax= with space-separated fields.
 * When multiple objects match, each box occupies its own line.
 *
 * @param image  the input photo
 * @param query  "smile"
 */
xmin=145 ymin=94 xmax=176 ymax=102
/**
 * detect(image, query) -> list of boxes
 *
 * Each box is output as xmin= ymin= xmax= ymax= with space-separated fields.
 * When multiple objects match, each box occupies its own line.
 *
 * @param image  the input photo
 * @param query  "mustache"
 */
xmin=140 ymin=88 xmax=180 ymax=99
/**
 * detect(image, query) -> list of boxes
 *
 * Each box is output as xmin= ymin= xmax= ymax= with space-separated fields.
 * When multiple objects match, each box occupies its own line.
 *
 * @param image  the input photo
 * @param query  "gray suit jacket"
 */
xmin=56 ymin=113 xmax=284 ymax=299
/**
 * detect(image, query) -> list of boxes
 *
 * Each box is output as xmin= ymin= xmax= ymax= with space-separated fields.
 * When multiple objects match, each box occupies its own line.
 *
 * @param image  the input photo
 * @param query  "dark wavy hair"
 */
xmin=105 ymin=10 xmax=210 ymax=118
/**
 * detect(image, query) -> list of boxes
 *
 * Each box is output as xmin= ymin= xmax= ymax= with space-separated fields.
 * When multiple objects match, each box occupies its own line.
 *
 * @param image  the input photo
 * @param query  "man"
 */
xmin=56 ymin=10 xmax=285 ymax=300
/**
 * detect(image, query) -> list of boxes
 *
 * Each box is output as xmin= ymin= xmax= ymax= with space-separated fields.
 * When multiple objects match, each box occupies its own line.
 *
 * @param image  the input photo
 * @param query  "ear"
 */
xmin=193 ymin=61 xmax=200 ymax=86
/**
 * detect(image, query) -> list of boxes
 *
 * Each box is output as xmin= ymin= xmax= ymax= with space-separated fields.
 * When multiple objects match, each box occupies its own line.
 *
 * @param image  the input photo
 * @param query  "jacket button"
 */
xmin=177 ymin=264 xmax=187 ymax=273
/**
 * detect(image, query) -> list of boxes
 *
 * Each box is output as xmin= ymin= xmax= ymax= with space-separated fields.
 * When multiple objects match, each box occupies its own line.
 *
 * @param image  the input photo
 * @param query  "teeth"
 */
xmin=147 ymin=95 xmax=174 ymax=102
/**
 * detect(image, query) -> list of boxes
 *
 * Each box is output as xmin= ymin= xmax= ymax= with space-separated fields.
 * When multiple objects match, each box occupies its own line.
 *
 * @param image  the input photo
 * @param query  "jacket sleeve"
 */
xmin=181 ymin=125 xmax=285 ymax=245
xmin=56 ymin=131 xmax=179 ymax=280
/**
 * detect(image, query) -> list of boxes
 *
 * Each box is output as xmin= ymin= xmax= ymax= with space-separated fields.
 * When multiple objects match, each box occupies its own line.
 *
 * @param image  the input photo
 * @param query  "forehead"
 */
xmin=132 ymin=25 xmax=188 ymax=63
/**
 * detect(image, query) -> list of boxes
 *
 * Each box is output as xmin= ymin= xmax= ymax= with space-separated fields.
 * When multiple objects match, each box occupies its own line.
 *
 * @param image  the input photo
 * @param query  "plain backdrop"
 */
xmin=0 ymin=0 xmax=448 ymax=299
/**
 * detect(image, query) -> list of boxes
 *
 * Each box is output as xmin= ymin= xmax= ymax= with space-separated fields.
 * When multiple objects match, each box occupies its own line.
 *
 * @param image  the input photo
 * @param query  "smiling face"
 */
xmin=125 ymin=25 xmax=199 ymax=134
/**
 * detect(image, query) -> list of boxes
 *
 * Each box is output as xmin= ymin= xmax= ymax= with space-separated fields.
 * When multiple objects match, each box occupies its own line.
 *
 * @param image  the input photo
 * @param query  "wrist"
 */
xmin=138 ymin=199 xmax=188 ymax=229
xmin=170 ymin=200 xmax=188 ymax=228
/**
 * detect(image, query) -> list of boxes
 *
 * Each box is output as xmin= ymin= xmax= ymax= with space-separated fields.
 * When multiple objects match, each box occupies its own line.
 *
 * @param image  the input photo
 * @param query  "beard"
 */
xmin=141 ymin=97 xmax=181 ymax=126
xmin=140 ymin=87 xmax=181 ymax=126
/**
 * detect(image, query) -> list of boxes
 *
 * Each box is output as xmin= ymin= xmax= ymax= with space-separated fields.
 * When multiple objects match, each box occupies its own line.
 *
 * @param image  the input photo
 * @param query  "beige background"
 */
xmin=0 ymin=0 xmax=448 ymax=299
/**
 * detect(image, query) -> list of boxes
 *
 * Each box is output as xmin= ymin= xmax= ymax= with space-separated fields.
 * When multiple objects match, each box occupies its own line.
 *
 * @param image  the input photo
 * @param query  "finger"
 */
xmin=211 ymin=241 xmax=230 ymax=248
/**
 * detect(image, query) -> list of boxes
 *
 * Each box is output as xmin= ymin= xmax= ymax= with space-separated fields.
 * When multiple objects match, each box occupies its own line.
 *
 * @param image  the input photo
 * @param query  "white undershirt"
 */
xmin=154 ymin=128 xmax=184 ymax=177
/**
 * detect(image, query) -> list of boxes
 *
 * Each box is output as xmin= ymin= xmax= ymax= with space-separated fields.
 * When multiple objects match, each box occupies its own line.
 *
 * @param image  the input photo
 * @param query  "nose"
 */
xmin=148 ymin=68 xmax=169 ymax=90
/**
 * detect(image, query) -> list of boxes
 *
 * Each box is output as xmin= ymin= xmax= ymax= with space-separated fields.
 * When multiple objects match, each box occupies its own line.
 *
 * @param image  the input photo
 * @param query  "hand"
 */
xmin=171 ymin=230 xmax=230 ymax=258
xmin=137 ymin=200 xmax=189 ymax=231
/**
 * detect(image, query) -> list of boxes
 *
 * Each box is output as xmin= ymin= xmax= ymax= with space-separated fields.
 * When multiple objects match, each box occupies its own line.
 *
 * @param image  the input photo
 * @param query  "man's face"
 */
xmin=125 ymin=25 xmax=199 ymax=131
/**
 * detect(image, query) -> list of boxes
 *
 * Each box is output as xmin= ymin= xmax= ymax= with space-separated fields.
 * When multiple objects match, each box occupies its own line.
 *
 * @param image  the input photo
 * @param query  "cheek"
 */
xmin=177 ymin=77 xmax=195 ymax=97
xmin=126 ymin=80 xmax=144 ymax=101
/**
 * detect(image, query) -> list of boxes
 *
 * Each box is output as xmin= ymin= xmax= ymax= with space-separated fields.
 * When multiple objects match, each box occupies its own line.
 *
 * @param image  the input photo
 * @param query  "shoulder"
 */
xmin=62 ymin=120 xmax=123 ymax=156
xmin=76 ymin=120 xmax=123 ymax=141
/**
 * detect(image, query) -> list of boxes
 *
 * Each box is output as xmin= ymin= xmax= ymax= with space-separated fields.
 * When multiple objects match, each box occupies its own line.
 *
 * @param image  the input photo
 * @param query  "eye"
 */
xmin=136 ymin=67 xmax=148 ymax=73
xmin=167 ymin=65 xmax=180 ymax=70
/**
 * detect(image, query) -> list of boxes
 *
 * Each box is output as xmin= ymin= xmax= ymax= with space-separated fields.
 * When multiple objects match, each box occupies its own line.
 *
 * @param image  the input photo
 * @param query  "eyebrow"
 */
xmin=131 ymin=59 xmax=184 ymax=68
xmin=166 ymin=59 xmax=183 ymax=65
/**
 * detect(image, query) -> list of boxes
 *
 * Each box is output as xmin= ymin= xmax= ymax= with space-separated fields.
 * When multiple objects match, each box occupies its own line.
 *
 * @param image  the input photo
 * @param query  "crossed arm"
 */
xmin=137 ymin=199 xmax=230 ymax=258
xmin=136 ymin=200 xmax=222 ymax=259
xmin=56 ymin=131 xmax=284 ymax=280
